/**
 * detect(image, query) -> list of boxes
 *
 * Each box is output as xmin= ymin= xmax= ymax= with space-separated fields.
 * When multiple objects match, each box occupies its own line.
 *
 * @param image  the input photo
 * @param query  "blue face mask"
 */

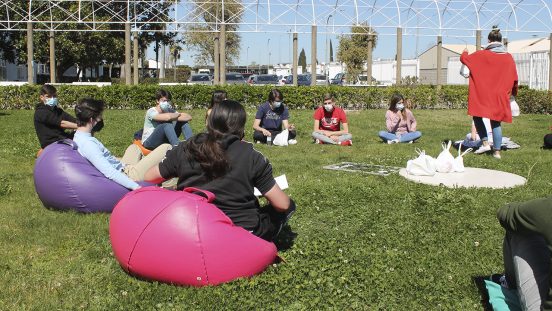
xmin=45 ymin=98 xmax=58 ymax=107
xmin=159 ymin=101 xmax=172 ymax=112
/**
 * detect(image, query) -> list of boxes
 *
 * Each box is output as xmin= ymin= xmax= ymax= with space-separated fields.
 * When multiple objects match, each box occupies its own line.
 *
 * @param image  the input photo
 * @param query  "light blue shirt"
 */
xmin=73 ymin=131 xmax=140 ymax=190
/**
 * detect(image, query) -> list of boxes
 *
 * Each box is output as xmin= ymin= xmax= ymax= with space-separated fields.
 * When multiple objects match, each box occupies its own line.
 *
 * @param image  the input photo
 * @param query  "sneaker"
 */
xmin=387 ymin=139 xmax=399 ymax=144
xmin=288 ymin=139 xmax=298 ymax=145
xmin=408 ymin=140 xmax=414 ymax=144
xmin=474 ymin=144 xmax=492 ymax=154
xmin=315 ymin=139 xmax=324 ymax=145
xmin=493 ymin=152 xmax=502 ymax=159
xmin=340 ymin=140 xmax=352 ymax=146
xmin=490 ymin=274 xmax=509 ymax=288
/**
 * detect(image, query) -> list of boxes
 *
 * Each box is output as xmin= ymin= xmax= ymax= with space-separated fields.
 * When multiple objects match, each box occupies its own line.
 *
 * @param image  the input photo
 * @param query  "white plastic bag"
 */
xmin=510 ymin=96 xmax=520 ymax=117
xmin=459 ymin=64 xmax=470 ymax=78
xmin=272 ymin=130 xmax=289 ymax=146
xmin=435 ymin=141 xmax=455 ymax=173
xmin=406 ymin=149 xmax=437 ymax=176
xmin=452 ymin=142 xmax=473 ymax=172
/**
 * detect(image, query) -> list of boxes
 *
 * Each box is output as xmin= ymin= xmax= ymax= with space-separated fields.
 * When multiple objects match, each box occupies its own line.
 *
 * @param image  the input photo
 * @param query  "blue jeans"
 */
xmin=378 ymin=131 xmax=422 ymax=143
xmin=143 ymin=121 xmax=193 ymax=149
xmin=473 ymin=117 xmax=502 ymax=151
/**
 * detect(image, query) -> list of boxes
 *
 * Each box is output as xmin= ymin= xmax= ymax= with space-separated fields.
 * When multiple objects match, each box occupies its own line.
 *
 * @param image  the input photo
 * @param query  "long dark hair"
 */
xmin=186 ymin=100 xmax=246 ymax=180
xmin=389 ymin=93 xmax=406 ymax=118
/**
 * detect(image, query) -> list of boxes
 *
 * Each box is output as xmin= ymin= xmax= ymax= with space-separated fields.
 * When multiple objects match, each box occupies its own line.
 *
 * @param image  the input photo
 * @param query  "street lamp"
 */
xmin=246 ymin=46 xmax=250 ymax=72
xmin=267 ymin=38 xmax=271 ymax=73
xmin=326 ymin=14 xmax=333 ymax=85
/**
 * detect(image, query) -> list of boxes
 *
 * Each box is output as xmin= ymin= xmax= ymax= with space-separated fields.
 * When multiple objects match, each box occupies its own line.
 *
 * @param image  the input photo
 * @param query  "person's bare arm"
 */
xmin=152 ymin=112 xmax=180 ymax=122
xmin=328 ymin=123 xmax=349 ymax=137
xmin=60 ymin=120 xmax=78 ymax=129
xmin=144 ymin=165 xmax=166 ymax=184
xmin=253 ymin=119 xmax=271 ymax=136
xmin=313 ymin=119 xmax=323 ymax=134
xmin=177 ymin=112 xmax=192 ymax=122
xmin=264 ymin=184 xmax=290 ymax=213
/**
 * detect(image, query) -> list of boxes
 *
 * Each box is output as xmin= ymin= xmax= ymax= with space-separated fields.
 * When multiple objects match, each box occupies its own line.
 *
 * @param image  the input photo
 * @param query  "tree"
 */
xmin=330 ymin=40 xmax=334 ymax=62
xmin=3 ymin=1 xmax=178 ymax=81
xmin=298 ymin=49 xmax=307 ymax=73
xmin=184 ymin=0 xmax=242 ymax=65
xmin=337 ymin=24 xmax=378 ymax=83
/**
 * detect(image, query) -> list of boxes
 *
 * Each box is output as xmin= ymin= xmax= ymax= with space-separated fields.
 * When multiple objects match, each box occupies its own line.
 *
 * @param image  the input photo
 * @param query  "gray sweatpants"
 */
xmin=312 ymin=131 xmax=352 ymax=144
xmin=503 ymin=232 xmax=551 ymax=311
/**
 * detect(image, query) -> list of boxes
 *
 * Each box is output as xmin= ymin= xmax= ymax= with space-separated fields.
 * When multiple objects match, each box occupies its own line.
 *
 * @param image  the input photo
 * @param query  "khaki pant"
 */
xmin=121 ymin=143 xmax=171 ymax=181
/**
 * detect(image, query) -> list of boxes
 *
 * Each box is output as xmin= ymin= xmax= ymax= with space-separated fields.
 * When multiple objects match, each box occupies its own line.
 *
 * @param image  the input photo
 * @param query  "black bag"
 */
xmin=544 ymin=134 xmax=552 ymax=149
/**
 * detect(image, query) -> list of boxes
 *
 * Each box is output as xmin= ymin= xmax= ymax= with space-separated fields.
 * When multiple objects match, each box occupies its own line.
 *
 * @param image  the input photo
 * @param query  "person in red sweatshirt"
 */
xmin=460 ymin=26 xmax=518 ymax=159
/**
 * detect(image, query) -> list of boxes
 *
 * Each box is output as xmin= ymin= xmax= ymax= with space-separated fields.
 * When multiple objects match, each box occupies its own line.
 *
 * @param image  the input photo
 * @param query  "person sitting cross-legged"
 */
xmin=311 ymin=93 xmax=352 ymax=146
xmin=252 ymin=89 xmax=297 ymax=145
xmin=378 ymin=93 xmax=422 ymax=144
xmin=142 ymin=89 xmax=193 ymax=149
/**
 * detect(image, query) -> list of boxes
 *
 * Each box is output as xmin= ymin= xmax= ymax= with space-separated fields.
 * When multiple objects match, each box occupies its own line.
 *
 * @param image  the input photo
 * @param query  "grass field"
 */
xmin=1 ymin=108 xmax=551 ymax=310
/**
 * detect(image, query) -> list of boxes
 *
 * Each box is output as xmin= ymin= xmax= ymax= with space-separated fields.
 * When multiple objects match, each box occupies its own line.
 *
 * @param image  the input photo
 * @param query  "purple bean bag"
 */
xmin=34 ymin=139 xmax=147 ymax=213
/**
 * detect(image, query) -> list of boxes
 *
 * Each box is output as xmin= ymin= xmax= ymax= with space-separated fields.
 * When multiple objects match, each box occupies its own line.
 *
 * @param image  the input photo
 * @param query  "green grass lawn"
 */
xmin=1 ymin=108 xmax=551 ymax=310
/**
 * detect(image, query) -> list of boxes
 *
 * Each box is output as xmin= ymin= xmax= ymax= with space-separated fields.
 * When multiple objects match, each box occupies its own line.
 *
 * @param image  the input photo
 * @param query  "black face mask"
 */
xmin=92 ymin=119 xmax=104 ymax=133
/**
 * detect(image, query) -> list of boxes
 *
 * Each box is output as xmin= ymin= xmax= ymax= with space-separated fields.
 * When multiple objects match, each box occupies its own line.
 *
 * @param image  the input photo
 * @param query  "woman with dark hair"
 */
xmin=252 ymin=89 xmax=297 ymax=145
xmin=378 ymin=93 xmax=421 ymax=144
xmin=205 ymin=90 xmax=227 ymax=120
xmin=73 ymin=98 xmax=171 ymax=190
xmin=145 ymin=100 xmax=295 ymax=241
xmin=460 ymin=26 xmax=518 ymax=159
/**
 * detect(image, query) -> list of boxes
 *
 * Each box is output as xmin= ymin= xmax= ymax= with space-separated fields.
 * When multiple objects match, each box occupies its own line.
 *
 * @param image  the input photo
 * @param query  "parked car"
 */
xmin=330 ymin=73 xmax=345 ymax=85
xmin=246 ymin=75 xmax=256 ymax=85
xmin=249 ymin=74 xmax=280 ymax=85
xmin=315 ymin=74 xmax=328 ymax=85
xmin=279 ymin=75 xmax=289 ymax=85
xmin=284 ymin=74 xmax=311 ymax=86
xmin=242 ymin=72 xmax=254 ymax=80
xmin=188 ymin=74 xmax=212 ymax=85
xmin=225 ymin=72 xmax=247 ymax=84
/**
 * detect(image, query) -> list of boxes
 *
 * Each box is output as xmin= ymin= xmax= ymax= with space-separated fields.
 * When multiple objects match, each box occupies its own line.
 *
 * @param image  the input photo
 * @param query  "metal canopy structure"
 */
xmin=0 ymin=0 xmax=551 ymax=37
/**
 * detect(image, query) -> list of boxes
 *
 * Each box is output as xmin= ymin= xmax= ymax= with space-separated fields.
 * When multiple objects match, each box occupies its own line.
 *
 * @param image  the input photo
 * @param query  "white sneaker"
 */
xmin=387 ymin=139 xmax=399 ymax=144
xmin=493 ymin=152 xmax=501 ymax=159
xmin=288 ymin=139 xmax=297 ymax=145
xmin=474 ymin=144 xmax=492 ymax=154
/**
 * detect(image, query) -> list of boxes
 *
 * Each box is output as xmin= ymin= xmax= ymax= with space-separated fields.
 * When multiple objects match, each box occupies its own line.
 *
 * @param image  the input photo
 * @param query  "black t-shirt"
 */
xmin=34 ymin=103 xmax=77 ymax=148
xmin=159 ymin=135 xmax=276 ymax=231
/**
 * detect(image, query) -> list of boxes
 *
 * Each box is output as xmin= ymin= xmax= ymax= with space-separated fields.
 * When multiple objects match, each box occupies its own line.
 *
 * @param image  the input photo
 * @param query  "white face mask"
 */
xmin=159 ymin=101 xmax=172 ymax=112
xmin=272 ymin=101 xmax=282 ymax=108
xmin=324 ymin=104 xmax=333 ymax=112
xmin=396 ymin=103 xmax=405 ymax=111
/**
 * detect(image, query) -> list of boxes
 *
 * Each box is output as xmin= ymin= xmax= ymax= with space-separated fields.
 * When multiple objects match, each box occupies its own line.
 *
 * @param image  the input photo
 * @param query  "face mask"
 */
xmin=92 ymin=119 xmax=104 ymax=133
xmin=324 ymin=104 xmax=333 ymax=112
xmin=273 ymin=101 xmax=282 ymax=108
xmin=160 ymin=101 xmax=172 ymax=112
xmin=396 ymin=103 xmax=405 ymax=111
xmin=45 ymin=98 xmax=58 ymax=107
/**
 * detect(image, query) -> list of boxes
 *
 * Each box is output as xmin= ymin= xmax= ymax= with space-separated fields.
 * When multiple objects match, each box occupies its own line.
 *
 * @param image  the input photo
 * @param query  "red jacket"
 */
xmin=460 ymin=50 xmax=518 ymax=123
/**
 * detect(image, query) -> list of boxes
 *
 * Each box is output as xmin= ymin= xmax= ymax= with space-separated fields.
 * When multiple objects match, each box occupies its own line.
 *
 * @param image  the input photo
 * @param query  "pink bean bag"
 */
xmin=109 ymin=186 xmax=278 ymax=286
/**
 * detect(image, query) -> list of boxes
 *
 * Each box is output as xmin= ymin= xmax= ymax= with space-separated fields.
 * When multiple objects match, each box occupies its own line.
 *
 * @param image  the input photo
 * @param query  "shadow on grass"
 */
xmin=0 ymin=112 xmax=10 ymax=117
xmin=273 ymin=224 xmax=297 ymax=251
xmin=472 ymin=275 xmax=493 ymax=311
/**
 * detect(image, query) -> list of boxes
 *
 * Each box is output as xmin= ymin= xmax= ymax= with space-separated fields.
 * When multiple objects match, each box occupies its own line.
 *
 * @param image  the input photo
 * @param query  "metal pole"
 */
xmin=396 ymin=27 xmax=402 ymax=85
xmin=27 ymin=22 xmax=34 ymax=84
xmin=220 ymin=23 xmax=226 ymax=85
xmin=311 ymin=25 xmax=317 ymax=86
xmin=549 ymin=33 xmax=552 ymax=91
xmin=293 ymin=32 xmax=298 ymax=86
xmin=267 ymin=38 xmax=271 ymax=73
xmin=246 ymin=46 xmax=249 ymax=72
xmin=133 ymin=31 xmax=139 ymax=85
xmin=436 ymin=35 xmax=442 ymax=89
xmin=476 ymin=29 xmax=481 ymax=51
xmin=214 ymin=33 xmax=220 ymax=85
xmin=367 ymin=33 xmax=373 ymax=86
xmin=124 ymin=22 xmax=131 ymax=85
xmin=49 ymin=30 xmax=56 ymax=83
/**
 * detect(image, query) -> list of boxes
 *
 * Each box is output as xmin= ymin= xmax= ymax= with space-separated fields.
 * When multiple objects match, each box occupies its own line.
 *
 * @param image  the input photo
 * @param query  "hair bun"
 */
xmin=492 ymin=25 xmax=500 ymax=32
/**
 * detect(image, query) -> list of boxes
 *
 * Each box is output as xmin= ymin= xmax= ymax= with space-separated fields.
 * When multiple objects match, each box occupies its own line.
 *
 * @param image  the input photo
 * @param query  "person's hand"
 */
xmin=172 ymin=112 xmax=181 ymax=120
xmin=262 ymin=129 xmax=271 ymax=137
xmin=330 ymin=135 xmax=339 ymax=142
xmin=324 ymin=131 xmax=333 ymax=137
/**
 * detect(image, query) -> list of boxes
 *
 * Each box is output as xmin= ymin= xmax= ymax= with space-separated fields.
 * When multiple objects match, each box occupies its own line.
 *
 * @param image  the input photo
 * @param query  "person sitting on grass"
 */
xmin=491 ymin=196 xmax=552 ymax=311
xmin=73 ymin=98 xmax=171 ymax=190
xmin=311 ymin=93 xmax=352 ymax=146
xmin=205 ymin=90 xmax=227 ymax=123
xmin=378 ymin=93 xmax=422 ymax=144
xmin=34 ymin=84 xmax=78 ymax=149
xmin=253 ymin=89 xmax=297 ymax=145
xmin=544 ymin=125 xmax=552 ymax=149
xmin=142 ymin=89 xmax=193 ymax=149
xmin=145 ymin=100 xmax=295 ymax=242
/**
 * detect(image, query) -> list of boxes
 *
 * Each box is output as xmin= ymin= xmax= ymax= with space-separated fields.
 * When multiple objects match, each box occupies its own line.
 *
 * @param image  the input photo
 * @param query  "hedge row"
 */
xmin=1 ymin=84 xmax=550 ymax=113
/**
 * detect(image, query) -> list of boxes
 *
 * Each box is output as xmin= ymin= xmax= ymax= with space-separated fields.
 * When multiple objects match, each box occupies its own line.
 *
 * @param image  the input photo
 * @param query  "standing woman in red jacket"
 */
xmin=460 ymin=26 xmax=518 ymax=159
